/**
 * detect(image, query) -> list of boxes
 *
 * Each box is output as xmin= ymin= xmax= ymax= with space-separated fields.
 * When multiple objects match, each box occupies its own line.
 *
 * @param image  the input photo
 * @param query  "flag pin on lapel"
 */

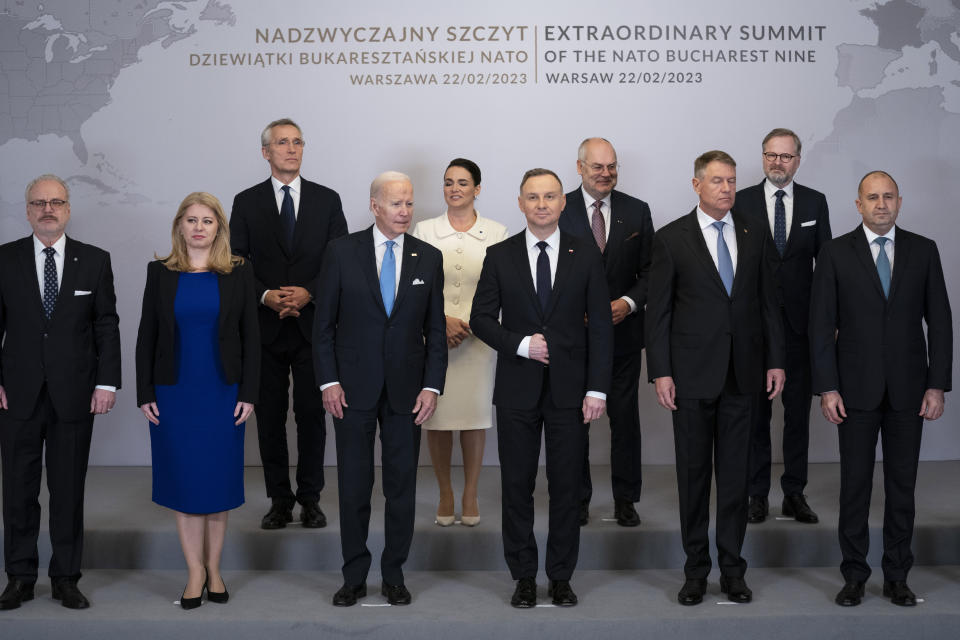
xmin=410 ymin=253 xmax=417 ymax=256
xmin=568 ymin=249 xmax=574 ymax=253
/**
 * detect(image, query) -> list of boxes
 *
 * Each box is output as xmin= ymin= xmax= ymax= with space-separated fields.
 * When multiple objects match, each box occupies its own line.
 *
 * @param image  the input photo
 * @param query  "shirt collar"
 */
xmin=271 ymin=174 xmax=301 ymax=195
xmin=33 ymin=233 xmax=66 ymax=257
xmin=373 ymin=224 xmax=405 ymax=249
xmin=435 ymin=211 xmax=488 ymax=240
xmin=862 ymin=223 xmax=896 ymax=245
xmin=697 ymin=207 xmax=733 ymax=230
xmin=581 ymin=186 xmax=611 ymax=211
xmin=525 ymin=226 xmax=560 ymax=251
xmin=763 ymin=178 xmax=794 ymax=200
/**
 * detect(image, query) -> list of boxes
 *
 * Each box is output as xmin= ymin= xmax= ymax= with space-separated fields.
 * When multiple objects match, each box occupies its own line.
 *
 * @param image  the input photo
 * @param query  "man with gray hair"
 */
xmin=314 ymin=172 xmax=446 ymax=606
xmin=0 ymin=174 xmax=121 ymax=610
xmin=231 ymin=118 xmax=348 ymax=531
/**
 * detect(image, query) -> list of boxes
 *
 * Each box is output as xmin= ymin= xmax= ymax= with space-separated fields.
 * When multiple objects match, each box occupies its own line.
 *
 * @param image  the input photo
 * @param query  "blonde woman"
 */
xmin=135 ymin=192 xmax=259 ymax=609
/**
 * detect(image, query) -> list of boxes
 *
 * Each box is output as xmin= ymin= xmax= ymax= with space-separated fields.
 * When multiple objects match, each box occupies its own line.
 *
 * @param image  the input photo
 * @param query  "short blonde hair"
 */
xmin=159 ymin=192 xmax=242 ymax=274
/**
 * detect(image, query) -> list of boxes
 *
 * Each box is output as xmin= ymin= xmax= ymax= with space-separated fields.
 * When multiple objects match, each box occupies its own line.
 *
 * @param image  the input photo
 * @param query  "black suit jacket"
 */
xmin=810 ymin=225 xmax=952 ymax=411
xmin=470 ymin=231 xmax=614 ymax=410
xmin=736 ymin=180 xmax=831 ymax=334
xmin=230 ymin=177 xmax=348 ymax=344
xmin=312 ymin=226 xmax=447 ymax=413
xmin=0 ymin=235 xmax=121 ymax=420
xmin=135 ymin=259 xmax=261 ymax=406
xmin=559 ymin=188 xmax=654 ymax=352
xmin=645 ymin=209 xmax=785 ymax=398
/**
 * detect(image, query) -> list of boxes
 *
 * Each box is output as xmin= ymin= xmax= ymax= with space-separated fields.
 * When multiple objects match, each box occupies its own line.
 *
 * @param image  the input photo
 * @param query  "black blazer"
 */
xmin=645 ymin=209 xmax=785 ymax=399
xmin=230 ymin=177 xmax=348 ymax=344
xmin=736 ymin=180 xmax=831 ymax=334
xmin=312 ymin=227 xmax=447 ymax=413
xmin=559 ymin=188 xmax=654 ymax=352
xmin=135 ymin=259 xmax=261 ymax=406
xmin=470 ymin=231 xmax=614 ymax=410
xmin=810 ymin=225 xmax=952 ymax=411
xmin=0 ymin=235 xmax=121 ymax=420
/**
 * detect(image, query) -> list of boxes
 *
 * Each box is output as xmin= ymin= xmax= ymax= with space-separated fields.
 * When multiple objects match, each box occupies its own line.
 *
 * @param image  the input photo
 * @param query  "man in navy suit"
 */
xmin=810 ymin=171 xmax=951 ymax=607
xmin=314 ymin=172 xmax=446 ymax=607
xmin=0 ymin=174 xmax=121 ymax=610
xmin=559 ymin=137 xmax=653 ymax=527
xmin=737 ymin=128 xmax=832 ymax=525
xmin=231 ymin=118 xmax=348 ymax=530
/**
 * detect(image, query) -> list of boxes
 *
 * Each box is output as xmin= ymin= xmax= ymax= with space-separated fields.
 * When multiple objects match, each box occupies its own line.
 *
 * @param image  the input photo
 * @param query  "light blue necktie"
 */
xmin=713 ymin=220 xmax=734 ymax=295
xmin=380 ymin=240 xmax=396 ymax=314
xmin=875 ymin=237 xmax=891 ymax=298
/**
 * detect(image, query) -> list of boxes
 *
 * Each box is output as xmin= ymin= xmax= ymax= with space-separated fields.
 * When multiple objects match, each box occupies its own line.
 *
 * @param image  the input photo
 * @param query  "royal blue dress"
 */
xmin=150 ymin=272 xmax=244 ymax=514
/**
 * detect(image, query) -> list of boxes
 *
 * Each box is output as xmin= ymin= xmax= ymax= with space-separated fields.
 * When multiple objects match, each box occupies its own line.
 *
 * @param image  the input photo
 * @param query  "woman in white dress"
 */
xmin=413 ymin=159 xmax=509 ymax=526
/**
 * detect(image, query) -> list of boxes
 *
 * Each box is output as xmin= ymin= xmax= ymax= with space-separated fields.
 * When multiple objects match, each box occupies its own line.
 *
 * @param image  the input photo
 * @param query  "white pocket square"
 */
xmin=412 ymin=278 xmax=425 ymax=286
xmin=800 ymin=220 xmax=817 ymax=227
xmin=74 ymin=290 xmax=92 ymax=296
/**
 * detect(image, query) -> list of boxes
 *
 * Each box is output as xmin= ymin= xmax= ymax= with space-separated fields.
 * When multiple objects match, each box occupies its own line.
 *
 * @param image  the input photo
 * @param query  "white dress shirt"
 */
xmin=33 ymin=234 xmax=115 ymax=393
xmin=270 ymin=174 xmax=302 ymax=218
xmin=516 ymin=227 xmax=605 ymax=400
xmin=862 ymin=223 xmax=896 ymax=271
xmin=697 ymin=207 xmax=738 ymax=274
xmin=763 ymin=179 xmax=794 ymax=242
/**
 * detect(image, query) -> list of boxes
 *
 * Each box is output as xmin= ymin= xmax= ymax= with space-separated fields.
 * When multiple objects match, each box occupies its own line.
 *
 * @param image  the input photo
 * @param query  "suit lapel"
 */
xmin=159 ymin=264 xmax=180 ymax=326
xmin=729 ymin=215 xmax=753 ymax=298
xmin=566 ymin=189 xmax=592 ymax=237
xmin=782 ymin=184 xmax=806 ymax=257
xmin=545 ymin=234 xmax=575 ymax=319
xmin=682 ymin=210 xmax=729 ymax=297
xmin=392 ymin=234 xmax=419 ymax=315
xmin=259 ymin=179 xmax=291 ymax=259
xmin=290 ymin=180 xmax=311 ymax=257
xmin=54 ymin=238 xmax=79 ymax=320
xmin=851 ymin=226 xmax=886 ymax=299
xmin=887 ymin=226 xmax=908 ymax=302
xmin=605 ymin=192 xmax=628 ymax=263
xmin=17 ymin=237 xmax=45 ymax=319
xmin=509 ymin=234 xmax=541 ymax=317
xmin=357 ymin=227 xmax=387 ymax=316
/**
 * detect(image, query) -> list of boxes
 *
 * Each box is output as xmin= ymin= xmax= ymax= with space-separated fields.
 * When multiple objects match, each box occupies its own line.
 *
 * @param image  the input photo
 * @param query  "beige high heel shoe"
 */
xmin=435 ymin=513 xmax=455 ymax=527
xmin=460 ymin=500 xmax=480 ymax=527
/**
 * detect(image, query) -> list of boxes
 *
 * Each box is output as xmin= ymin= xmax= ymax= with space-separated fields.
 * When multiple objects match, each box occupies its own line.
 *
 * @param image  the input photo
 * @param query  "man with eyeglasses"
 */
xmin=736 ymin=128 xmax=832 ymax=526
xmin=0 ymin=174 xmax=121 ymax=610
xmin=559 ymin=137 xmax=654 ymax=528
xmin=230 ymin=118 xmax=348 ymax=530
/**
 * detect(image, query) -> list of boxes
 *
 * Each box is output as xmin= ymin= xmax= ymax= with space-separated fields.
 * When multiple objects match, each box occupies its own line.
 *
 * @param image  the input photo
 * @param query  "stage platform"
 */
xmin=1 ymin=462 xmax=959 ymax=639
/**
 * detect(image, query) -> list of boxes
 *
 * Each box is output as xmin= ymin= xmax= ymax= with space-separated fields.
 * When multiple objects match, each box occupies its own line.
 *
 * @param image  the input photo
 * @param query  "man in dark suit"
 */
xmin=471 ymin=169 xmax=613 ymax=608
xmin=559 ymin=137 xmax=653 ymax=528
xmin=314 ymin=172 xmax=446 ymax=607
xmin=810 ymin=171 xmax=952 ymax=608
xmin=231 ymin=118 xmax=348 ymax=530
xmin=646 ymin=151 xmax=785 ymax=606
xmin=0 ymin=174 xmax=121 ymax=610
xmin=737 ymin=128 xmax=832 ymax=525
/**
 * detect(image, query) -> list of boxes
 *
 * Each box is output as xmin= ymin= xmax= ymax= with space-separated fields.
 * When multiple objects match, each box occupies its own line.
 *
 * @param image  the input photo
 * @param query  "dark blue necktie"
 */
xmin=380 ymin=240 xmax=396 ymax=315
xmin=773 ymin=189 xmax=787 ymax=256
xmin=536 ymin=241 xmax=551 ymax=312
xmin=713 ymin=221 xmax=734 ymax=295
xmin=875 ymin=237 xmax=891 ymax=298
xmin=42 ymin=246 xmax=58 ymax=319
xmin=280 ymin=185 xmax=296 ymax=251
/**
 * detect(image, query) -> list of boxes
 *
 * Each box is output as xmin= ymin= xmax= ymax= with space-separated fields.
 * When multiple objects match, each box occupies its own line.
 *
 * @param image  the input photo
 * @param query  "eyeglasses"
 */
xmin=763 ymin=152 xmax=799 ymax=163
xmin=271 ymin=138 xmax=305 ymax=148
xmin=585 ymin=162 xmax=619 ymax=173
xmin=28 ymin=199 xmax=68 ymax=210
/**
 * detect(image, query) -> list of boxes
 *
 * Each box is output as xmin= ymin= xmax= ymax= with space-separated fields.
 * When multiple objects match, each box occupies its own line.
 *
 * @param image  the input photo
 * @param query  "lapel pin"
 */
xmin=74 ymin=257 xmax=78 ymax=261
xmin=568 ymin=248 xmax=574 ymax=253
xmin=410 ymin=252 xmax=417 ymax=257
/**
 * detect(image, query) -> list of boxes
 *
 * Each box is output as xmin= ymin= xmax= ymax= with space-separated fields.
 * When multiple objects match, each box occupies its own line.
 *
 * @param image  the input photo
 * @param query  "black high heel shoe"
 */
xmin=204 ymin=578 xmax=229 ymax=604
xmin=180 ymin=586 xmax=202 ymax=610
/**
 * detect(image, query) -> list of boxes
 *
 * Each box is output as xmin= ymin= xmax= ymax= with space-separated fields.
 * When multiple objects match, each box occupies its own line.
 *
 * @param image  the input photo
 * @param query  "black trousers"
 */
xmin=255 ymin=319 xmax=326 ymax=505
xmin=497 ymin=372 xmax=586 ymax=582
xmin=838 ymin=394 xmax=923 ymax=583
xmin=334 ymin=389 xmax=421 ymax=587
xmin=672 ymin=367 xmax=752 ymax=580
xmin=581 ymin=350 xmax=643 ymax=504
xmin=749 ymin=313 xmax=812 ymax=497
xmin=0 ymin=386 xmax=93 ymax=583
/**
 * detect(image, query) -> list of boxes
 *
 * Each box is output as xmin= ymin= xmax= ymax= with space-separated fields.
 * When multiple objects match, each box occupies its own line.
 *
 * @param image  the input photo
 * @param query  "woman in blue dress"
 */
xmin=135 ymin=192 xmax=259 ymax=609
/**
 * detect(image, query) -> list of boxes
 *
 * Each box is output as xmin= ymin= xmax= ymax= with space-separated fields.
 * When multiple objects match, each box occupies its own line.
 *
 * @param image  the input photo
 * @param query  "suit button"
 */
xmin=454 ymin=282 xmax=460 ymax=287
xmin=43 ymin=333 xmax=48 ymax=338
xmin=455 ymin=264 xmax=462 ymax=270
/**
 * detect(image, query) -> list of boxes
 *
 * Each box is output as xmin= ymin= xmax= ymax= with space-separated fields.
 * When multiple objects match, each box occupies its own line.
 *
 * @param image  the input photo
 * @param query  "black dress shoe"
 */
xmin=204 ymin=579 xmax=229 ymax=604
xmin=747 ymin=496 xmax=768 ymax=523
xmin=548 ymin=580 xmax=578 ymax=606
xmin=883 ymin=580 xmax=917 ymax=606
xmin=52 ymin=579 xmax=90 ymax=610
xmin=579 ymin=500 xmax=589 ymax=526
xmin=614 ymin=500 xmax=641 ymax=527
xmin=332 ymin=583 xmax=367 ymax=606
xmin=782 ymin=494 xmax=819 ymax=524
xmin=300 ymin=502 xmax=327 ymax=528
xmin=677 ymin=578 xmax=707 ymax=606
xmin=381 ymin=582 xmax=411 ymax=605
xmin=0 ymin=578 xmax=35 ymax=610
xmin=511 ymin=577 xmax=537 ymax=608
xmin=719 ymin=576 xmax=752 ymax=603
xmin=261 ymin=499 xmax=294 ymax=530
xmin=835 ymin=580 xmax=865 ymax=606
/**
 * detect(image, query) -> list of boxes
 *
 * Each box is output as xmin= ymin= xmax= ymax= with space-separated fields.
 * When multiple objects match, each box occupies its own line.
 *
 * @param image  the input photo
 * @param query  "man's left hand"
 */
xmin=610 ymin=299 xmax=631 ymax=325
xmin=279 ymin=285 xmax=312 ymax=311
xmin=919 ymin=388 xmax=945 ymax=421
xmin=582 ymin=396 xmax=606 ymax=423
xmin=766 ymin=368 xmax=786 ymax=400
xmin=413 ymin=390 xmax=438 ymax=425
xmin=90 ymin=388 xmax=116 ymax=414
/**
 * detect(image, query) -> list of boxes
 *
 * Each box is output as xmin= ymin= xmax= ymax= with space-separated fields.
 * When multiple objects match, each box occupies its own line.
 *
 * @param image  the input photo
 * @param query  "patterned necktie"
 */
xmin=380 ymin=240 xmax=396 ymax=315
xmin=280 ymin=185 xmax=296 ymax=251
xmin=773 ymin=189 xmax=787 ymax=256
xmin=713 ymin=221 xmax=734 ymax=295
xmin=536 ymin=241 xmax=551 ymax=312
xmin=875 ymin=237 xmax=891 ymax=298
xmin=591 ymin=200 xmax=606 ymax=253
xmin=42 ymin=246 xmax=58 ymax=318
